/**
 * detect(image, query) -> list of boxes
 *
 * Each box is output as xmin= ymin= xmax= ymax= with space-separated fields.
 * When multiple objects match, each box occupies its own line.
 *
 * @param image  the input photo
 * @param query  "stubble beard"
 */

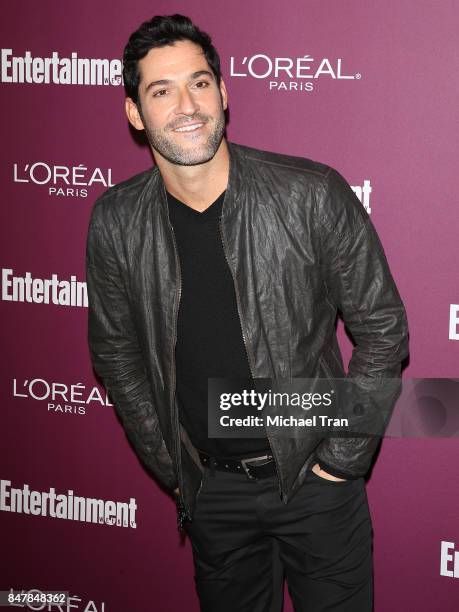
xmin=139 ymin=105 xmax=226 ymax=166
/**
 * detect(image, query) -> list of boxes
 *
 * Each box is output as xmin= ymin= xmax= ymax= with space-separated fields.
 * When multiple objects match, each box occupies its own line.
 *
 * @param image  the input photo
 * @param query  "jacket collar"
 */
xmin=225 ymin=140 xmax=246 ymax=213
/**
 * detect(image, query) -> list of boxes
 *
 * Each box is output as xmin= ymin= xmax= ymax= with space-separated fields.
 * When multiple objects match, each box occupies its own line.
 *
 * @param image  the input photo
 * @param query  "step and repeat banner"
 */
xmin=1 ymin=1 xmax=458 ymax=610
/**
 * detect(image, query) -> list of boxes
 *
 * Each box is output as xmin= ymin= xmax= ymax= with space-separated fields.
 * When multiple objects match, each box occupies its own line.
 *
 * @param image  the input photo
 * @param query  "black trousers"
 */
xmin=185 ymin=464 xmax=373 ymax=612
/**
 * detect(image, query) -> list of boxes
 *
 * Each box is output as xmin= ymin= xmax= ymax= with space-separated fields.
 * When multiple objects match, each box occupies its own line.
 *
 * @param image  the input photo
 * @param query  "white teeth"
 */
xmin=174 ymin=123 xmax=203 ymax=132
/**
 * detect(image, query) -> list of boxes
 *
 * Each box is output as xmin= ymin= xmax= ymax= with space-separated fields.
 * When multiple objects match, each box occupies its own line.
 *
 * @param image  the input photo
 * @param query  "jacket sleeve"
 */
xmin=313 ymin=168 xmax=409 ymax=479
xmin=85 ymin=197 xmax=178 ymax=492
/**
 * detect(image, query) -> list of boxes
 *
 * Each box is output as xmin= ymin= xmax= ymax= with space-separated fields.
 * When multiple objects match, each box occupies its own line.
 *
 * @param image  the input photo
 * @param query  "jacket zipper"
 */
xmin=217 ymin=217 xmax=283 ymax=499
xmin=164 ymin=193 xmax=190 ymax=532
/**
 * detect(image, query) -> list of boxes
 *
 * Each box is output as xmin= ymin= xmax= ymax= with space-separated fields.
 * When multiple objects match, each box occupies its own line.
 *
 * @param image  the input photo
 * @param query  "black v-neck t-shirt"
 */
xmin=166 ymin=189 xmax=270 ymax=457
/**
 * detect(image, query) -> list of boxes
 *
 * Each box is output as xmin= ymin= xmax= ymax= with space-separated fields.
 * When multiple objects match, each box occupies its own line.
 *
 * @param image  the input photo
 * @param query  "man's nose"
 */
xmin=175 ymin=86 xmax=199 ymax=116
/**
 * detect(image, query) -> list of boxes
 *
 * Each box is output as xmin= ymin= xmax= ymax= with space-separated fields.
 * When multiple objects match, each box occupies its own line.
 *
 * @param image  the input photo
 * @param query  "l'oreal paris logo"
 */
xmin=229 ymin=54 xmax=361 ymax=92
xmin=13 ymin=162 xmax=114 ymax=198
xmin=12 ymin=376 xmax=112 ymax=415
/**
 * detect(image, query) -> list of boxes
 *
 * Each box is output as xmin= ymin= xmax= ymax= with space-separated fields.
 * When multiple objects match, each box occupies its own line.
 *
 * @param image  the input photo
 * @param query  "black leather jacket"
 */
xmin=86 ymin=141 xmax=409 ymax=529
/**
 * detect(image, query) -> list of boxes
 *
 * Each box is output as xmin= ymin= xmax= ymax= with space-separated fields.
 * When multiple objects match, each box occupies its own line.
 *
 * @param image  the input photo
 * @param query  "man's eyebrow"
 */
xmin=144 ymin=70 xmax=215 ymax=93
xmin=144 ymin=79 xmax=170 ymax=93
xmin=190 ymin=70 xmax=214 ymax=81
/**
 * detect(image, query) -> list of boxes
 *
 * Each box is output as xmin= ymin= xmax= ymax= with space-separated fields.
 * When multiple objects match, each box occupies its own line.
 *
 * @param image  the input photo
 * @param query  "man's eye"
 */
xmin=153 ymin=89 xmax=168 ymax=97
xmin=195 ymin=81 xmax=210 ymax=88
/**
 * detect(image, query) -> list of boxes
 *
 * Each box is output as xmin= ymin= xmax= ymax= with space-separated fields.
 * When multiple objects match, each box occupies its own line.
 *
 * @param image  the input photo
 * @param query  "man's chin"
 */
xmin=159 ymin=146 xmax=219 ymax=167
xmin=175 ymin=153 xmax=218 ymax=167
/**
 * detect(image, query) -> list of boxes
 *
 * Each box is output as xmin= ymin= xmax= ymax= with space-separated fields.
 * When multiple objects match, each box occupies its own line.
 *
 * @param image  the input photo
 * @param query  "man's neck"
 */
xmin=155 ymin=139 xmax=230 ymax=212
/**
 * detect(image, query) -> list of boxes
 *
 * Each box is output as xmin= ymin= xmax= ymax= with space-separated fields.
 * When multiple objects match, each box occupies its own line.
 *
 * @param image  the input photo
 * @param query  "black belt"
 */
xmin=198 ymin=449 xmax=277 ymax=480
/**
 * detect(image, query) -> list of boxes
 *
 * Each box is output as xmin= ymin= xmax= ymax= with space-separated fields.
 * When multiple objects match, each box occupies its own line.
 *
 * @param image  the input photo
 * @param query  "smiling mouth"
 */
xmin=173 ymin=122 xmax=205 ymax=133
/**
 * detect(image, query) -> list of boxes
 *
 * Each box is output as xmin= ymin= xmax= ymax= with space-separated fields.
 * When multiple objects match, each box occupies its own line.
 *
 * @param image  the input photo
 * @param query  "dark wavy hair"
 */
xmin=123 ymin=14 xmax=222 ymax=104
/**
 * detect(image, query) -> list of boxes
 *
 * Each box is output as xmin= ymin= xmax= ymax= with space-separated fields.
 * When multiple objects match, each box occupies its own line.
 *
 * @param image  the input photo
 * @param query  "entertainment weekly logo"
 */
xmin=440 ymin=541 xmax=459 ymax=578
xmin=0 ymin=478 xmax=138 ymax=528
xmin=229 ymin=53 xmax=361 ymax=92
xmin=12 ymin=376 xmax=112 ymax=416
xmin=13 ymin=161 xmax=114 ymax=198
xmin=0 ymin=49 xmax=122 ymax=86
xmin=449 ymin=305 xmax=459 ymax=340
xmin=2 ymin=268 xmax=87 ymax=307
xmin=351 ymin=180 xmax=371 ymax=214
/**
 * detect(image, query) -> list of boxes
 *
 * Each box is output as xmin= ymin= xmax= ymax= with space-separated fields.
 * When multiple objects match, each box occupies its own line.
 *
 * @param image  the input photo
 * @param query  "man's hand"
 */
xmin=312 ymin=463 xmax=347 ymax=482
xmin=174 ymin=487 xmax=180 ymax=497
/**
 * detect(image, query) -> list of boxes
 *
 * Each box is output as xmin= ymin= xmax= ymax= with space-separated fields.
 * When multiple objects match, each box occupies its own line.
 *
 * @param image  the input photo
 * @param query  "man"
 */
xmin=86 ymin=14 xmax=409 ymax=612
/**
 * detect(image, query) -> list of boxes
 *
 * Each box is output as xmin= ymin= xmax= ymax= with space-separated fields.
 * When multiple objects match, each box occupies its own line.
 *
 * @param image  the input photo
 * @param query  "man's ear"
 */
xmin=125 ymin=97 xmax=145 ymax=131
xmin=219 ymin=78 xmax=228 ymax=111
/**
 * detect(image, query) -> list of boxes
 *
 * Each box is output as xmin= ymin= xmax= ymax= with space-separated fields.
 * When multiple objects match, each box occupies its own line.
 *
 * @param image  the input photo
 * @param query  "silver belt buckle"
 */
xmin=240 ymin=454 xmax=272 ymax=479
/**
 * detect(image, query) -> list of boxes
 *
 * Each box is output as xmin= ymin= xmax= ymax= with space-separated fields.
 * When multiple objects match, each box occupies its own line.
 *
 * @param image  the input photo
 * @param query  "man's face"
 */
xmin=125 ymin=40 xmax=228 ymax=166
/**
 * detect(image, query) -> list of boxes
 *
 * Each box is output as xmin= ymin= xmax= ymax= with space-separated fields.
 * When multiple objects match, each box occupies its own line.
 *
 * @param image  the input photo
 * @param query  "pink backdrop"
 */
xmin=1 ymin=1 xmax=458 ymax=610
